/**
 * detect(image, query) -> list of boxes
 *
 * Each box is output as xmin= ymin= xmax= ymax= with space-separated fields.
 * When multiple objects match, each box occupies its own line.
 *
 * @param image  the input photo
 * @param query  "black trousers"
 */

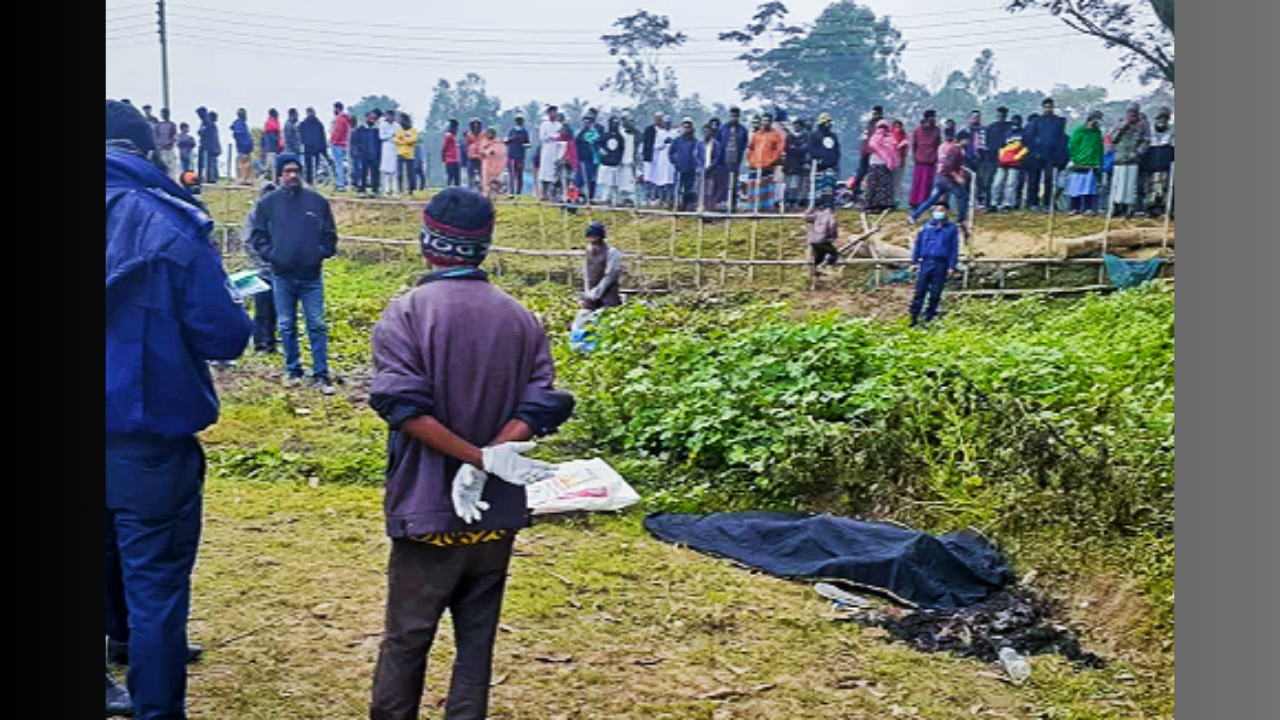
xmin=252 ymin=288 xmax=277 ymax=352
xmin=811 ymin=242 xmax=839 ymax=268
xmin=1023 ymin=157 xmax=1060 ymax=209
xmin=446 ymin=163 xmax=462 ymax=187
xmin=303 ymin=152 xmax=323 ymax=185
xmin=355 ymin=157 xmax=380 ymax=193
xmin=371 ymin=536 xmax=515 ymax=720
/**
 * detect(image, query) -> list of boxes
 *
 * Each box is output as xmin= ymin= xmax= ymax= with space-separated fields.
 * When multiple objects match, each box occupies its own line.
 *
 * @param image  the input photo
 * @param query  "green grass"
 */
xmin=183 ymin=244 xmax=1175 ymax=718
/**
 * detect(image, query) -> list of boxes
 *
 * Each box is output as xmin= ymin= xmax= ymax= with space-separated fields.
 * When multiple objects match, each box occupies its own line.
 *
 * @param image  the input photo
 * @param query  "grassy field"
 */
xmin=185 ymin=472 xmax=1173 ymax=719
xmin=159 ymin=248 xmax=1176 ymax=718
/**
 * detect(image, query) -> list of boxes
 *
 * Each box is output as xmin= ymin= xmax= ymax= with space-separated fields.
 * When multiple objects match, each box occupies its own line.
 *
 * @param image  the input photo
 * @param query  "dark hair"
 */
xmin=288 ymin=107 xmax=298 ymax=116
xmin=105 ymin=99 xmax=157 ymax=154
xmin=269 ymin=108 xmax=278 ymax=117
xmin=997 ymin=106 xmax=1008 ymax=114
xmin=334 ymin=101 xmax=344 ymax=110
xmin=1042 ymin=97 xmax=1054 ymax=106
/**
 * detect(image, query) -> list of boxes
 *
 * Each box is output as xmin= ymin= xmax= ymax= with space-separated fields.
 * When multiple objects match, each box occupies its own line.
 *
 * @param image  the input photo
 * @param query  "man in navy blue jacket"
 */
xmin=1022 ymin=97 xmax=1070 ymax=211
xmin=106 ymin=99 xmax=253 ymax=719
xmin=908 ymin=202 xmax=962 ymax=327
xmin=251 ymin=153 xmax=340 ymax=392
xmin=715 ymin=107 xmax=750 ymax=211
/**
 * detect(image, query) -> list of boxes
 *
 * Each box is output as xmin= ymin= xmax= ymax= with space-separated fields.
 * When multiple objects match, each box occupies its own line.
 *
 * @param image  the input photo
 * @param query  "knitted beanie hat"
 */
xmin=275 ymin=152 xmax=302 ymax=176
xmin=420 ymin=188 xmax=496 ymax=266
xmin=105 ymin=99 xmax=156 ymax=154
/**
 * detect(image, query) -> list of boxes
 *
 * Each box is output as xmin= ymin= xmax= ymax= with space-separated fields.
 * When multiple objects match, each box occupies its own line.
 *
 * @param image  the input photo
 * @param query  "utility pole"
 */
xmin=157 ymin=1 xmax=170 ymax=111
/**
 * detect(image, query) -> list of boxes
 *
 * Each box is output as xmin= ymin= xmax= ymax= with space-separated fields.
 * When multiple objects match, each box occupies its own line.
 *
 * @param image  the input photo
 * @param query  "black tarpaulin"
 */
xmin=642 ymin=511 xmax=1014 ymax=610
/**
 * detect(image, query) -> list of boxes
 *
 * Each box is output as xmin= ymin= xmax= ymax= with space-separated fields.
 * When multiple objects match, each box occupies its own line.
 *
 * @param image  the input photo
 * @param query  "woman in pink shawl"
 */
xmin=478 ymin=128 xmax=508 ymax=200
xmin=862 ymin=120 xmax=905 ymax=212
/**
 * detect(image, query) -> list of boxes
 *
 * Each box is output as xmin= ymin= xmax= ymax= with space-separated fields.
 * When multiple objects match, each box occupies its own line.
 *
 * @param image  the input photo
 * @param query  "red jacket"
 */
xmin=330 ymin=113 xmax=352 ymax=148
xmin=442 ymin=132 xmax=460 ymax=164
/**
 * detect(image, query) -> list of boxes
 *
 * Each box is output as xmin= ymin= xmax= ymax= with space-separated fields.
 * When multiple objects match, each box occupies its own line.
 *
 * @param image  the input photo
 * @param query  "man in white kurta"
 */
xmin=538 ymin=106 xmax=561 ymax=200
xmin=647 ymin=117 xmax=677 ymax=206
xmin=379 ymin=114 xmax=399 ymax=196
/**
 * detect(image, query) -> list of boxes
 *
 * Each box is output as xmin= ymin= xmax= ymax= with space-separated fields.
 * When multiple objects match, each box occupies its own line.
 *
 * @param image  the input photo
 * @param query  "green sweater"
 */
xmin=1069 ymin=125 xmax=1104 ymax=168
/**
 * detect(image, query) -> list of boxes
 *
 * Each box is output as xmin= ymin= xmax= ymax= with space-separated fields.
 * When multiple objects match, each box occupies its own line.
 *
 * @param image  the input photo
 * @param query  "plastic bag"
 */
xmin=569 ymin=309 xmax=600 ymax=353
xmin=228 ymin=269 xmax=270 ymax=300
xmin=525 ymin=458 xmax=640 ymax=515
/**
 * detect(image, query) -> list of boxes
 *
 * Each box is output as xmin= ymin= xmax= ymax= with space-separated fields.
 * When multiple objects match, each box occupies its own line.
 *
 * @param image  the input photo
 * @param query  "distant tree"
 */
xmin=599 ymin=11 xmax=687 ymax=120
xmin=968 ymin=49 xmax=1000 ymax=102
xmin=1005 ymin=0 xmax=1174 ymax=85
xmin=725 ymin=0 xmax=907 ymax=135
xmin=349 ymin=94 xmax=400 ymax=120
xmin=1049 ymin=83 xmax=1110 ymax=121
xmin=930 ymin=70 xmax=980 ymax=125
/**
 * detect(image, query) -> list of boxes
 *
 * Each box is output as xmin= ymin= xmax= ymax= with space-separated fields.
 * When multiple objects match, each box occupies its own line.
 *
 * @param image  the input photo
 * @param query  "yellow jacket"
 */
xmin=394 ymin=128 xmax=419 ymax=160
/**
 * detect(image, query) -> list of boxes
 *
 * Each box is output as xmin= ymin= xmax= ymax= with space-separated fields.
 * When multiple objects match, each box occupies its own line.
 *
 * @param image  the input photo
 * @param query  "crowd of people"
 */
xmin=124 ymin=95 xmax=1173 ymax=224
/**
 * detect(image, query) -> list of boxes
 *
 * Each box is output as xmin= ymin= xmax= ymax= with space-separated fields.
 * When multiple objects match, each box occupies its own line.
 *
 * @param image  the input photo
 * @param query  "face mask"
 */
xmin=932 ymin=211 xmax=947 ymax=222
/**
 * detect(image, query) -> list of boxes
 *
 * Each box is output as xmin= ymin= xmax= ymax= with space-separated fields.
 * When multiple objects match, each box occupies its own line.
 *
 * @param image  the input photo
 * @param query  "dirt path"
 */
xmin=182 ymin=477 xmax=1173 ymax=719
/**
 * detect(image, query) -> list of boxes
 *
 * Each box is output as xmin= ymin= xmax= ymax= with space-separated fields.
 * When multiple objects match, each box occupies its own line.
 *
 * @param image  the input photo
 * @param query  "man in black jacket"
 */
xmin=983 ymin=107 xmax=1013 ymax=212
xmin=250 ymin=154 xmax=339 ymax=392
xmin=1022 ymin=98 xmax=1069 ymax=212
xmin=299 ymin=107 xmax=329 ymax=186
xmin=352 ymin=110 xmax=383 ymax=196
xmin=715 ymin=107 xmax=750 ymax=211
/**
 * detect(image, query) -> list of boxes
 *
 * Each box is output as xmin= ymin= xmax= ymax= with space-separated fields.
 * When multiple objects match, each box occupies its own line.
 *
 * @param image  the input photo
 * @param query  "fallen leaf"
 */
xmin=491 ymin=674 xmax=508 ymax=686
xmin=970 ymin=703 xmax=985 ymax=715
xmin=534 ymin=654 xmax=574 ymax=664
xmin=634 ymin=656 xmax=665 ymax=666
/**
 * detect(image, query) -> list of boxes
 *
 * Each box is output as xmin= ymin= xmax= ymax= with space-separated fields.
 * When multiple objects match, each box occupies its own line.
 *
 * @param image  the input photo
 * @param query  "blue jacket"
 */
xmin=106 ymin=149 xmax=253 ymax=438
xmin=911 ymin=220 xmax=961 ymax=272
xmin=669 ymin=135 xmax=703 ymax=174
xmin=1024 ymin=113 xmax=1069 ymax=167
xmin=716 ymin=122 xmax=750 ymax=169
xmin=231 ymin=118 xmax=254 ymax=155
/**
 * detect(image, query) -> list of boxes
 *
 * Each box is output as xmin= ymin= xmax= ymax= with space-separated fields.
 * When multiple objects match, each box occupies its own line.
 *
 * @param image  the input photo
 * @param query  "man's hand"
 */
xmin=481 ymin=441 xmax=556 ymax=486
xmin=451 ymin=464 xmax=490 ymax=524
xmin=910 ymin=264 xmax=919 ymax=274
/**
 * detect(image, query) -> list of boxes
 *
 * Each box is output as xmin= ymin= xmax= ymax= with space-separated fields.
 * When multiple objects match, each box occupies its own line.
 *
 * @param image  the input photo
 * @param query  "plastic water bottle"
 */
xmin=998 ymin=646 xmax=1031 ymax=684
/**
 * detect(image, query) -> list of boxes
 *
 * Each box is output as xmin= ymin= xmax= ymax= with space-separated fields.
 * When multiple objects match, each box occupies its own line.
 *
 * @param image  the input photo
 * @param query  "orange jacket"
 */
xmin=748 ymin=129 xmax=785 ymax=169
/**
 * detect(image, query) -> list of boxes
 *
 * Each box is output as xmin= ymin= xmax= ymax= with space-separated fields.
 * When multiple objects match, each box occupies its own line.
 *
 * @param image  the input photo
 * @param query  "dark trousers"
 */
xmin=1023 ymin=157 xmax=1060 ymax=209
xmin=199 ymin=148 xmax=219 ymax=183
xmin=251 ymin=287 xmax=277 ymax=352
xmin=575 ymin=160 xmax=599 ymax=201
xmin=676 ymin=170 xmax=698 ymax=211
xmin=397 ymin=157 xmax=418 ymax=194
xmin=303 ymin=152 xmax=323 ymax=185
xmin=977 ymin=160 xmax=998 ymax=209
xmin=354 ymin=156 xmax=380 ymax=193
xmin=909 ymin=258 xmax=951 ymax=324
xmin=446 ymin=163 xmax=462 ymax=187
xmin=466 ymin=158 xmax=482 ymax=189
xmin=812 ymin=242 xmax=839 ymax=268
xmin=106 ymin=433 xmax=205 ymax=720
xmin=508 ymin=158 xmax=525 ymax=195
xmin=371 ymin=536 xmax=516 ymax=720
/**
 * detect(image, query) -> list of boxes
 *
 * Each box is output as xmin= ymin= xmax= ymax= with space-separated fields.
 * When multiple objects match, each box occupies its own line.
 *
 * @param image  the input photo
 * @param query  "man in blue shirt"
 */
xmin=106 ymin=99 xmax=253 ymax=719
xmin=908 ymin=202 xmax=962 ymax=327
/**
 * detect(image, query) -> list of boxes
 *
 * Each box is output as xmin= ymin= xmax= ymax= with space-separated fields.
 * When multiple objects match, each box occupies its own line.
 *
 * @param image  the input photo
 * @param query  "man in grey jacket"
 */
xmin=581 ymin=221 xmax=622 ymax=310
xmin=368 ymin=187 xmax=575 ymax=720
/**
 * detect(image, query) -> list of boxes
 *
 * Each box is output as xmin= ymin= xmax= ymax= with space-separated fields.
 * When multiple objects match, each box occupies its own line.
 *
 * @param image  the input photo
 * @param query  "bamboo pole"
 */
xmin=721 ymin=214 xmax=729 ymax=287
xmin=669 ymin=214 xmax=677 ymax=291
xmin=1162 ymin=161 xmax=1175 ymax=253
xmin=808 ymin=160 xmax=817 ymax=212
xmin=748 ymin=215 xmax=759 ymax=282
xmin=1046 ymin=167 xmax=1057 ymax=255
xmin=695 ymin=215 xmax=704 ymax=288
xmin=1100 ymin=187 xmax=1115 ymax=284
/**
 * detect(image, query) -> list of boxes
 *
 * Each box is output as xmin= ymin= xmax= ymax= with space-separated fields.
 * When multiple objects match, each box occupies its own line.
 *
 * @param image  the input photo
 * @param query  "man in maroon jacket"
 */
xmin=368 ymin=187 xmax=575 ymax=720
xmin=330 ymin=101 xmax=353 ymax=192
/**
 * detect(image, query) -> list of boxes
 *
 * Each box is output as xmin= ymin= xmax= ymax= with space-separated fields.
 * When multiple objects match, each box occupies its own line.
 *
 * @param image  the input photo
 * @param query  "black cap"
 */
xmin=585 ymin=221 xmax=607 ymax=239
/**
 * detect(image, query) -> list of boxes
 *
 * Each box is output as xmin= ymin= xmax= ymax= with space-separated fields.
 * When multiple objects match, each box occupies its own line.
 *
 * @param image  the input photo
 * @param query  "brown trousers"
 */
xmin=370 ymin=535 xmax=515 ymax=720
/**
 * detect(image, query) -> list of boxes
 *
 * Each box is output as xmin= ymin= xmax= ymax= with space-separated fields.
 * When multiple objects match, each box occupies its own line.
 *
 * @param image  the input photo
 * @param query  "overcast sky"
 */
xmin=106 ymin=0 xmax=1158 ymax=128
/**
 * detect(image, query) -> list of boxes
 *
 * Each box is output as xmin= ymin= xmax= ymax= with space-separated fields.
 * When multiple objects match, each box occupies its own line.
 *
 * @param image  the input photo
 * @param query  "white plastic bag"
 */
xmin=525 ymin=458 xmax=640 ymax=515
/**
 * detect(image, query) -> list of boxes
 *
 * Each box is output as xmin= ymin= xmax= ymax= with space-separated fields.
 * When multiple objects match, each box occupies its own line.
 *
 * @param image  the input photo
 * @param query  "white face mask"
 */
xmin=932 ymin=211 xmax=947 ymax=222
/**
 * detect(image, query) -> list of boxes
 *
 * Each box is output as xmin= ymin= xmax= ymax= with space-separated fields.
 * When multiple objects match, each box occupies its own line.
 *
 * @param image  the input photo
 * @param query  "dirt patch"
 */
xmin=792 ymin=287 xmax=914 ymax=322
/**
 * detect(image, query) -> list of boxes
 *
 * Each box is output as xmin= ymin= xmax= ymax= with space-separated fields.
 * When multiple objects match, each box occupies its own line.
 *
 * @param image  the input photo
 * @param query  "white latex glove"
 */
xmin=451 ymin=464 xmax=490 ymax=524
xmin=481 ymin=441 xmax=556 ymax=486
